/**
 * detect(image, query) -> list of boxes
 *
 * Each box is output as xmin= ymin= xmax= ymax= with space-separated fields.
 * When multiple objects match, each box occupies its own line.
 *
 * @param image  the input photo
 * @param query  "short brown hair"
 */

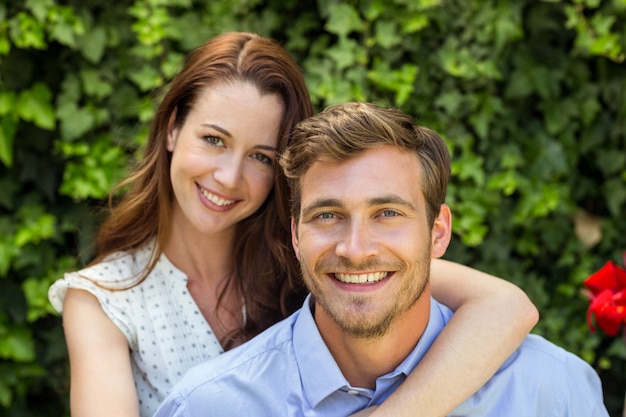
xmin=280 ymin=102 xmax=450 ymax=226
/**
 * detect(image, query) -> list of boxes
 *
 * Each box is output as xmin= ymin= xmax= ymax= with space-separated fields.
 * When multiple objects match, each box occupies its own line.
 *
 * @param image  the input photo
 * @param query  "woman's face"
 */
xmin=167 ymin=81 xmax=284 ymax=237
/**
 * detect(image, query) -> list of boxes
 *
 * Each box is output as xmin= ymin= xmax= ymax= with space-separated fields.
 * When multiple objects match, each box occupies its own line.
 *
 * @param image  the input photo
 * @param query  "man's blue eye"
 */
xmin=382 ymin=210 xmax=398 ymax=217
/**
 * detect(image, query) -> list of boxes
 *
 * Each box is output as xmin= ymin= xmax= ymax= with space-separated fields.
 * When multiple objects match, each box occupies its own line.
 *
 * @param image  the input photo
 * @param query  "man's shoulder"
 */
xmin=504 ymin=334 xmax=587 ymax=371
xmin=451 ymin=334 xmax=608 ymax=416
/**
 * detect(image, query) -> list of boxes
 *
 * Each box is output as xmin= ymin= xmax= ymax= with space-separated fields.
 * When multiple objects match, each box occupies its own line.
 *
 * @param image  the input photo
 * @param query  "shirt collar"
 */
xmin=293 ymin=295 xmax=349 ymax=407
xmin=293 ymin=294 xmax=450 ymax=408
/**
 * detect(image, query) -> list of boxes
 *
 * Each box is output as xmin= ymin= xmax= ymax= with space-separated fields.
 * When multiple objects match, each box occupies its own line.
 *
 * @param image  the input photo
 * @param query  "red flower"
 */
xmin=584 ymin=255 xmax=626 ymax=336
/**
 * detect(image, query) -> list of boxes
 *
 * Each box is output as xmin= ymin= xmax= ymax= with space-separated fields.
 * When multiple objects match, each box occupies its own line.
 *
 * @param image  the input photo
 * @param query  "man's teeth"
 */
xmin=334 ymin=272 xmax=388 ymax=284
xmin=201 ymin=189 xmax=235 ymax=206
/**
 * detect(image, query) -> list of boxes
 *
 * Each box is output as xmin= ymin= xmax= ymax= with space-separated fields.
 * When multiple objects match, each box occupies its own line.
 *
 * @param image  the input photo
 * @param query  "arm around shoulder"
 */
xmin=364 ymin=259 xmax=538 ymax=417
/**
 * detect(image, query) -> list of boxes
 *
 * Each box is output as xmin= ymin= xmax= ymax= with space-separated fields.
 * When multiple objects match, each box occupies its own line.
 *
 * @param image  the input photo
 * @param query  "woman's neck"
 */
xmin=164 ymin=204 xmax=237 ymax=285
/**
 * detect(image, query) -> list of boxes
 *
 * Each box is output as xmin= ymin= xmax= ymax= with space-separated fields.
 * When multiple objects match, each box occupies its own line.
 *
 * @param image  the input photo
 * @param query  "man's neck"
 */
xmin=314 ymin=295 xmax=431 ymax=390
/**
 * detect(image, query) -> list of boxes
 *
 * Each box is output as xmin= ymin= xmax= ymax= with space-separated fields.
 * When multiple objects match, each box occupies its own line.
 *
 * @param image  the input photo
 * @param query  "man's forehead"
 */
xmin=299 ymin=149 xmax=424 ymax=210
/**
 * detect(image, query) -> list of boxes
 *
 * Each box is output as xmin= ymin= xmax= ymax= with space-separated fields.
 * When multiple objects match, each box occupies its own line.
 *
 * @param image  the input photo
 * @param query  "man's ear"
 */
xmin=166 ymin=108 xmax=178 ymax=151
xmin=431 ymin=204 xmax=452 ymax=259
xmin=291 ymin=217 xmax=301 ymax=261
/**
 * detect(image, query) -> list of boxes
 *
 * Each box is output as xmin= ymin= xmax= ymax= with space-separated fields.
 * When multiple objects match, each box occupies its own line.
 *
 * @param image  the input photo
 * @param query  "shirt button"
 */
xmin=347 ymin=389 xmax=359 ymax=395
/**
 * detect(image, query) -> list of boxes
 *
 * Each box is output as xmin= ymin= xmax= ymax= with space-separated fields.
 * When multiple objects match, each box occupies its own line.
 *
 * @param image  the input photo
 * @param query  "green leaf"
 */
xmin=16 ymin=84 xmax=55 ymax=130
xmin=325 ymin=3 xmax=365 ymax=37
xmin=0 ymin=90 xmax=16 ymax=116
xmin=0 ymin=218 xmax=18 ymax=276
xmin=0 ymin=380 xmax=12 ymax=408
xmin=401 ymin=14 xmax=430 ymax=34
xmin=374 ymin=20 xmax=401 ymax=49
xmin=542 ymin=98 xmax=577 ymax=135
xmin=77 ymin=25 xmax=107 ymax=64
xmin=0 ymin=117 xmax=16 ymax=167
xmin=22 ymin=277 xmax=57 ymax=322
xmin=596 ymin=149 xmax=626 ymax=176
xmin=127 ymin=64 xmax=164 ymax=92
xmin=14 ymin=206 xmax=56 ymax=247
xmin=10 ymin=12 xmax=47 ymax=49
xmin=57 ymin=103 xmax=94 ymax=141
xmin=0 ymin=326 xmax=35 ymax=362
xmin=25 ymin=0 xmax=53 ymax=22
xmin=80 ymin=69 xmax=113 ymax=99
xmin=604 ymin=178 xmax=626 ymax=218
xmin=325 ymin=37 xmax=362 ymax=70
xmin=59 ymin=135 xmax=127 ymax=200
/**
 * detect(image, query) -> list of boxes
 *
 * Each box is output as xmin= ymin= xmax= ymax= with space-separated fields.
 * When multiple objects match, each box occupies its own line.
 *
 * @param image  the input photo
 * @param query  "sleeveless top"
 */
xmin=48 ymin=242 xmax=224 ymax=417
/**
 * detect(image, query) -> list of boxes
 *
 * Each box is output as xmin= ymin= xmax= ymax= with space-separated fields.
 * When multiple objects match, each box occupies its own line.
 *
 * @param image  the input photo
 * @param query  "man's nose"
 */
xmin=334 ymin=219 xmax=378 ymax=264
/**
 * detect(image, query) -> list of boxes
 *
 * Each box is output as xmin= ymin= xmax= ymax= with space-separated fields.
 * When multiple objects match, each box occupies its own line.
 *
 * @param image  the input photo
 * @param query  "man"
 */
xmin=154 ymin=102 xmax=608 ymax=416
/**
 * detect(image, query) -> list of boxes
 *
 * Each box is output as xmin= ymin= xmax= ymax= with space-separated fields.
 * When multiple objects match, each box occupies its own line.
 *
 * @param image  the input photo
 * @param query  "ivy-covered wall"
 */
xmin=0 ymin=0 xmax=624 ymax=415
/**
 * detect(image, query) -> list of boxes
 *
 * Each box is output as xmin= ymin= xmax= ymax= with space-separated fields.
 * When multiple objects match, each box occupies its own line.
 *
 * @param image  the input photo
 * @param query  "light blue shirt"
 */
xmin=154 ymin=295 xmax=609 ymax=417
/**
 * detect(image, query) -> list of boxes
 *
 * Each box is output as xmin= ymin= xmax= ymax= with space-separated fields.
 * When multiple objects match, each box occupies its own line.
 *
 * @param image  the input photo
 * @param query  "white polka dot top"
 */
xmin=48 ymin=242 xmax=224 ymax=417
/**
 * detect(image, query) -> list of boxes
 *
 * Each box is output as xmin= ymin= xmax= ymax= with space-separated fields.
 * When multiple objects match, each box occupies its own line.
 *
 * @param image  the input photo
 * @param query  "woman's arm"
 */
xmin=63 ymin=288 xmax=140 ymax=417
xmin=354 ymin=259 xmax=538 ymax=417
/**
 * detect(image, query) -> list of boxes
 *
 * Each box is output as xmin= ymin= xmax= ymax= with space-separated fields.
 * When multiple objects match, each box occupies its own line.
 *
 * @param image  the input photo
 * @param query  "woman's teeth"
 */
xmin=201 ymin=189 xmax=235 ymax=206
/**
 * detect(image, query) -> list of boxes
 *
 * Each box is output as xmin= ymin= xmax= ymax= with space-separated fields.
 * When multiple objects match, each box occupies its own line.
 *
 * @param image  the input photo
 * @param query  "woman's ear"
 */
xmin=166 ymin=108 xmax=178 ymax=151
xmin=431 ymin=204 xmax=452 ymax=259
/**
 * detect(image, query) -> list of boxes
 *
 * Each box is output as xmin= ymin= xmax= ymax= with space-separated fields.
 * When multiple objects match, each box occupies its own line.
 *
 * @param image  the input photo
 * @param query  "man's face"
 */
xmin=291 ymin=145 xmax=451 ymax=339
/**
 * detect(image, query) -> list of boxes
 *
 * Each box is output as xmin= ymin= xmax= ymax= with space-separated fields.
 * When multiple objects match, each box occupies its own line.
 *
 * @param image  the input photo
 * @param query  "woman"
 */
xmin=49 ymin=32 xmax=537 ymax=417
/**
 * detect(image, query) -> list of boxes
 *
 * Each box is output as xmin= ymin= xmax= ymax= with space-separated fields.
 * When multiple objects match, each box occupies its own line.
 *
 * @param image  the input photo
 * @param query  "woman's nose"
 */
xmin=213 ymin=153 xmax=244 ymax=190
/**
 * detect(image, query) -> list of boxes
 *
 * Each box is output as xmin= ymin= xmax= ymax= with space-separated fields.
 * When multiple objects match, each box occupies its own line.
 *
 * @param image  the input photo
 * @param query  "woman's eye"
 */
xmin=204 ymin=136 xmax=224 ymax=146
xmin=252 ymin=153 xmax=273 ymax=165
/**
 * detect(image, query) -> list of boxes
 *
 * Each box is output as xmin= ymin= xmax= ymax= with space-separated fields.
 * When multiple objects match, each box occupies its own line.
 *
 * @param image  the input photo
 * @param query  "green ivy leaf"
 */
xmin=0 ymin=326 xmax=35 ymax=362
xmin=374 ymin=20 xmax=401 ymax=49
xmin=604 ymin=178 xmax=626 ymax=218
xmin=59 ymin=135 xmax=126 ymax=200
xmin=0 ymin=117 xmax=16 ymax=167
xmin=22 ymin=277 xmax=57 ymax=322
xmin=10 ymin=12 xmax=46 ymax=49
xmin=14 ymin=206 xmax=56 ymax=247
xmin=57 ymin=103 xmax=94 ymax=141
xmin=77 ymin=25 xmax=107 ymax=63
xmin=0 ymin=218 xmax=18 ymax=276
xmin=325 ymin=3 xmax=365 ymax=37
xmin=127 ymin=64 xmax=164 ymax=92
xmin=25 ymin=0 xmax=53 ymax=22
xmin=79 ymin=69 xmax=113 ymax=99
xmin=16 ymin=83 xmax=55 ymax=130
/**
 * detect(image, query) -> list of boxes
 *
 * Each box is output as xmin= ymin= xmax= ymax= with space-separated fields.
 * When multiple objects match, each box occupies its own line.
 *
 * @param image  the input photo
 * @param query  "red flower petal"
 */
xmin=587 ymin=290 xmax=626 ymax=336
xmin=584 ymin=261 xmax=626 ymax=295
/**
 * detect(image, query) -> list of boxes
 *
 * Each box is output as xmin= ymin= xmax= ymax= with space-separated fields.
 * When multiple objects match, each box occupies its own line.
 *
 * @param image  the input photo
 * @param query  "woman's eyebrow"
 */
xmin=202 ymin=123 xmax=277 ymax=152
xmin=255 ymin=144 xmax=278 ymax=152
xmin=203 ymin=123 xmax=231 ymax=137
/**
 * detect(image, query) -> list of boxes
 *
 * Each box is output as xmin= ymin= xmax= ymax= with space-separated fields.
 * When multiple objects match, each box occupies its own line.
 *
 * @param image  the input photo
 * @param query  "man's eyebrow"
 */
xmin=368 ymin=196 xmax=417 ymax=210
xmin=301 ymin=198 xmax=342 ymax=218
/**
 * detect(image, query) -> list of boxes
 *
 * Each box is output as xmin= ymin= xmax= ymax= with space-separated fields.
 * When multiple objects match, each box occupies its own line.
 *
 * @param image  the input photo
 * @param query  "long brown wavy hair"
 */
xmin=92 ymin=32 xmax=313 ymax=349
